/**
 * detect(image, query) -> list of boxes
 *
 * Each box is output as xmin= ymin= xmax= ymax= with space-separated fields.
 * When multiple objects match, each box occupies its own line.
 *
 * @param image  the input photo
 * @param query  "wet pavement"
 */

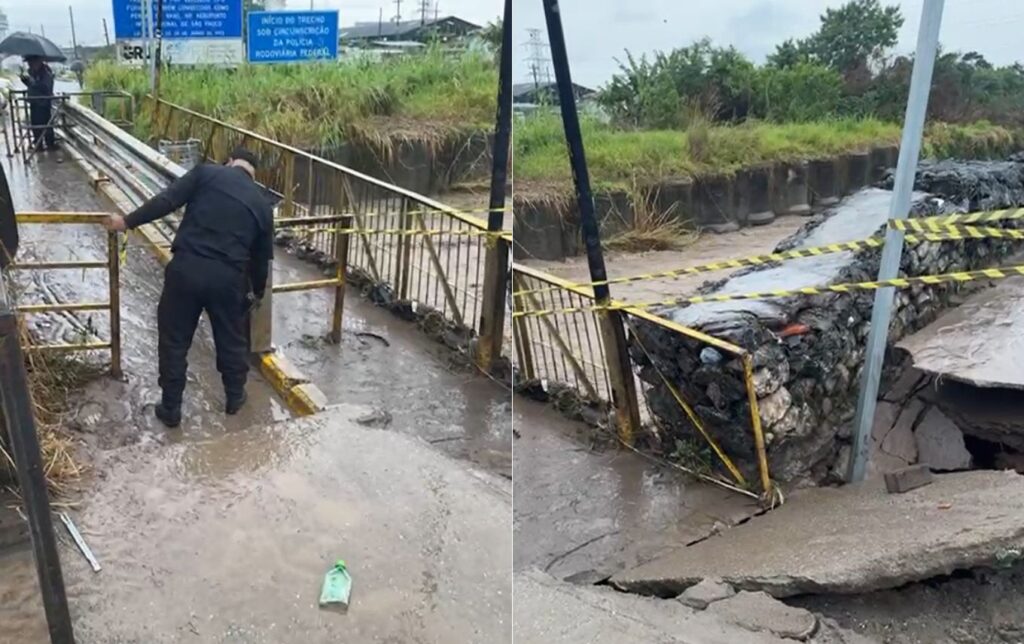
xmin=898 ymin=270 xmax=1024 ymax=389
xmin=1 ymin=148 xmax=512 ymax=640
xmin=513 ymin=398 xmax=759 ymax=583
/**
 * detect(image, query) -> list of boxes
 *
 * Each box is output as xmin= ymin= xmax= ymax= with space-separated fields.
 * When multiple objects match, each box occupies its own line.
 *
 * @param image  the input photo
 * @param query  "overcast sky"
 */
xmin=514 ymin=0 xmax=1024 ymax=87
xmin=0 ymin=0 xmax=501 ymax=49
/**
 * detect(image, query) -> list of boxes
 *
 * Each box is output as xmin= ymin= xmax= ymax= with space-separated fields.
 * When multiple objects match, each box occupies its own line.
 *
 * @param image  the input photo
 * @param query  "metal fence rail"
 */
xmin=512 ymin=261 xmax=773 ymax=501
xmin=8 ymin=212 xmax=122 ymax=377
xmin=145 ymin=97 xmax=511 ymax=366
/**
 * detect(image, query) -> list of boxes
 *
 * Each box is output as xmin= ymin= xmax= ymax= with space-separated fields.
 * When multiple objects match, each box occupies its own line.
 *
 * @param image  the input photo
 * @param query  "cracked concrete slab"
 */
xmin=898 ymin=275 xmax=1024 ymax=390
xmin=515 ymin=571 xmax=806 ymax=644
xmin=515 ymin=572 xmax=876 ymax=644
xmin=612 ymin=470 xmax=1024 ymax=598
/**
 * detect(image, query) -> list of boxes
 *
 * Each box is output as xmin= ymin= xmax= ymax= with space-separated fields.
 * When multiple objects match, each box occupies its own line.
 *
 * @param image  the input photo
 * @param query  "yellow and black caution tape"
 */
xmin=892 ymin=220 xmax=1024 ymax=239
xmin=119 ymin=232 xmax=128 ymax=265
xmin=284 ymin=226 xmax=504 ymax=238
xmin=511 ymin=264 xmax=1024 ymax=318
xmin=513 ymin=221 xmax=1024 ymax=298
xmin=912 ymin=207 xmax=1024 ymax=226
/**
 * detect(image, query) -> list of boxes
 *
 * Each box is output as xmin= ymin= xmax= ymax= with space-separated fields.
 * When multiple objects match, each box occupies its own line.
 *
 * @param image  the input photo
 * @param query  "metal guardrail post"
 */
xmin=330 ymin=215 xmax=351 ymax=344
xmin=476 ymin=0 xmax=513 ymax=373
xmin=397 ymin=198 xmax=413 ymax=299
xmin=107 ymin=231 xmax=122 ymax=379
xmin=283 ymin=153 xmax=296 ymax=218
xmin=0 ymin=280 xmax=76 ymax=644
xmin=848 ymin=0 xmax=945 ymax=483
xmin=542 ymin=0 xmax=642 ymax=443
xmin=250 ymin=264 xmax=274 ymax=355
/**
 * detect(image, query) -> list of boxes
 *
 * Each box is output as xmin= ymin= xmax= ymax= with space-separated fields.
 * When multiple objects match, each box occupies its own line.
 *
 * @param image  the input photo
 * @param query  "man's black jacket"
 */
xmin=125 ymin=163 xmax=274 ymax=298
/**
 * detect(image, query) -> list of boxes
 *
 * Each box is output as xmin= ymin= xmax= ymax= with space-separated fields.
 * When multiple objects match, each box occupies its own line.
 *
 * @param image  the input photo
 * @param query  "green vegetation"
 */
xmin=85 ymin=48 xmax=497 ymax=148
xmin=518 ymin=0 xmax=1024 ymax=195
xmin=517 ymin=114 xmax=1020 ymax=193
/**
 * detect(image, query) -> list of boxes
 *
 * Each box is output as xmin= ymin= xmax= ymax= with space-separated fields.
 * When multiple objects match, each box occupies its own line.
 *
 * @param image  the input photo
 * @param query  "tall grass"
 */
xmin=86 ymin=48 xmax=497 ymax=148
xmin=516 ymin=111 xmax=1021 ymax=193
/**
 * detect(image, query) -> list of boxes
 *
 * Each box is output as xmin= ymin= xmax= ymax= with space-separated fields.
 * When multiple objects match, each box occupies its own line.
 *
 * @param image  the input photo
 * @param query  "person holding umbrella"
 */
xmin=0 ymin=31 xmax=67 ymax=151
xmin=21 ymin=55 xmax=56 ymax=150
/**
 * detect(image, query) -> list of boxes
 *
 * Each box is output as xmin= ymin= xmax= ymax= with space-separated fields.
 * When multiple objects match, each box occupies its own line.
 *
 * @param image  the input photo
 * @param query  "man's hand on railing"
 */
xmin=102 ymin=214 xmax=127 ymax=232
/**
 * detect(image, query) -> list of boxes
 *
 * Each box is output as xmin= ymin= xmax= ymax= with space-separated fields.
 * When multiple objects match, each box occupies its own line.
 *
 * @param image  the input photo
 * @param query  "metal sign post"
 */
xmin=541 ymin=0 xmax=641 ymax=442
xmin=847 ymin=0 xmax=946 ymax=483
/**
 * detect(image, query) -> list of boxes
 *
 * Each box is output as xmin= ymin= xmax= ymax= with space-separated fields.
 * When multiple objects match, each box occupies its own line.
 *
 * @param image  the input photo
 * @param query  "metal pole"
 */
xmin=0 ymin=279 xmax=76 ymax=644
xmin=107 ymin=231 xmax=122 ymax=378
xmin=330 ymin=215 xmax=351 ymax=344
xmin=143 ymin=0 xmax=155 ymax=91
xmin=103 ymin=19 xmax=111 ymax=47
xmin=541 ymin=0 xmax=641 ymax=442
xmin=847 ymin=0 xmax=945 ymax=483
xmin=153 ymin=0 xmax=165 ymax=100
xmin=68 ymin=7 xmax=79 ymax=60
xmin=475 ymin=0 xmax=511 ymax=372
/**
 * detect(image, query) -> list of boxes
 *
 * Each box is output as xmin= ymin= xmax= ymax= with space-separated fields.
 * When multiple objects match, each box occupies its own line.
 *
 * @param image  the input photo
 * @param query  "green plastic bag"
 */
xmin=319 ymin=560 xmax=352 ymax=609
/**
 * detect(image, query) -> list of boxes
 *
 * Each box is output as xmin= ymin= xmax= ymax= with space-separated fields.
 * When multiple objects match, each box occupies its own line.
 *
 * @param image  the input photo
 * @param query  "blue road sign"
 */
xmin=247 ymin=11 xmax=339 ymax=64
xmin=112 ymin=0 xmax=244 ymax=40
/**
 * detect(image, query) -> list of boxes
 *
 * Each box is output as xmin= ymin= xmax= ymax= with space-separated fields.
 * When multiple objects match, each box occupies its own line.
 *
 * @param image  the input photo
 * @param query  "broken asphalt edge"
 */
xmin=64 ymin=143 xmax=327 ymax=418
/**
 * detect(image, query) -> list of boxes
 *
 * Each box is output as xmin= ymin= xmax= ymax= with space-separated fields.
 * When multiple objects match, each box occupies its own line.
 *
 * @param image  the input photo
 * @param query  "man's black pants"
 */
xmin=29 ymin=104 xmax=55 ymax=150
xmin=157 ymin=253 xmax=249 ymax=408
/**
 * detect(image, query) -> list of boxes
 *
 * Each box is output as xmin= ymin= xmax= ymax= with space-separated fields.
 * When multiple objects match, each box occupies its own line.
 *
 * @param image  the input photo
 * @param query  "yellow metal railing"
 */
xmin=512 ymin=261 xmax=773 ymax=501
xmin=146 ymin=97 xmax=511 ymax=366
xmin=9 ymin=212 xmax=122 ymax=378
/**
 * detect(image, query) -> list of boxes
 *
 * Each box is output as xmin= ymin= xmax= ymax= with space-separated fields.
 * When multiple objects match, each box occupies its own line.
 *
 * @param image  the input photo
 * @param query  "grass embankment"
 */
xmin=85 ymin=48 xmax=497 ymax=149
xmin=515 ymin=112 xmax=1022 ymax=196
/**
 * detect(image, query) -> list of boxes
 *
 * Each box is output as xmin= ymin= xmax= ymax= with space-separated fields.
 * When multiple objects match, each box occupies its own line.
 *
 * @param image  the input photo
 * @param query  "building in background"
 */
xmin=340 ymin=15 xmax=481 ymax=49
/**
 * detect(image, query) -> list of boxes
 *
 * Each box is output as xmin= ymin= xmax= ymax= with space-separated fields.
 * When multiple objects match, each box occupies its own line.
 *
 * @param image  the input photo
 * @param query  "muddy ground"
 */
xmin=793 ymin=567 xmax=1024 ymax=644
xmin=1 ymin=146 xmax=512 ymax=640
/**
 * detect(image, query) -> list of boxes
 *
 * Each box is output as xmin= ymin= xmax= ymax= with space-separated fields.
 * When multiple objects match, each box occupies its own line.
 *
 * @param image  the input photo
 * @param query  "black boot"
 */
xmin=225 ymin=390 xmax=248 ymax=415
xmin=155 ymin=402 xmax=181 ymax=428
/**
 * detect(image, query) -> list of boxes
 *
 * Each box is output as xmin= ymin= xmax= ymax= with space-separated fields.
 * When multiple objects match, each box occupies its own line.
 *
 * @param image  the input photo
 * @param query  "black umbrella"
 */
xmin=0 ymin=32 xmax=67 ymax=63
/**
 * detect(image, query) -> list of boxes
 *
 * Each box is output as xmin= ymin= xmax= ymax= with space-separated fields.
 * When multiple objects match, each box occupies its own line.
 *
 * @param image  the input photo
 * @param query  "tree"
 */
xmin=804 ymin=0 xmax=903 ymax=76
xmin=767 ymin=39 xmax=811 ymax=69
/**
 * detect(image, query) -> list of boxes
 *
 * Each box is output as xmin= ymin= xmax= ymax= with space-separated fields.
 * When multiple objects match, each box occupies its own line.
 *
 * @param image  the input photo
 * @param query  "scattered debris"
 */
xmin=354 ymin=332 xmax=390 ymax=348
xmin=677 ymin=577 xmax=736 ymax=610
xmin=706 ymin=591 xmax=818 ymax=640
xmin=59 ymin=511 xmax=100 ymax=572
xmin=319 ymin=560 xmax=352 ymax=610
xmin=884 ymin=464 xmax=934 ymax=494
xmin=355 ymin=408 xmax=392 ymax=428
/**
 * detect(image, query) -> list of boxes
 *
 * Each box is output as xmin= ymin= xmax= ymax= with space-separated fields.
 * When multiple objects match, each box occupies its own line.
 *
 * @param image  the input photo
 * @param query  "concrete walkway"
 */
xmin=6 ymin=407 xmax=512 ymax=643
xmin=613 ymin=470 xmax=1024 ymax=598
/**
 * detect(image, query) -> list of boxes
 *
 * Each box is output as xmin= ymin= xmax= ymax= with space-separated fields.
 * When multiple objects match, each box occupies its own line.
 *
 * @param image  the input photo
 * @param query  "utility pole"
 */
xmin=393 ymin=0 xmax=402 ymax=24
xmin=102 ymin=18 xmax=111 ymax=47
xmin=847 ymin=0 xmax=946 ymax=483
xmin=541 ymin=0 xmax=641 ymax=442
xmin=475 ymin=0 xmax=511 ymax=372
xmin=377 ymin=7 xmax=383 ymax=36
xmin=40 ymin=24 xmax=45 ymax=37
xmin=419 ymin=0 xmax=430 ymax=25
xmin=434 ymin=1 xmax=439 ymax=21
xmin=68 ymin=7 xmax=79 ymax=60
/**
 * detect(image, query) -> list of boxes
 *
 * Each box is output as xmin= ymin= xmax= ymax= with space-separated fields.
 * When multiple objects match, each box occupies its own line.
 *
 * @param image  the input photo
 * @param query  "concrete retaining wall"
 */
xmin=514 ymin=147 xmax=899 ymax=261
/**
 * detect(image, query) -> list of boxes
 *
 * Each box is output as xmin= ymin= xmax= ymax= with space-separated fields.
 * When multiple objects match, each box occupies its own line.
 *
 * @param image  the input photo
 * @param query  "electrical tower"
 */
xmin=524 ymin=29 xmax=552 ymax=88
xmin=393 ymin=0 xmax=403 ymax=24
xmin=419 ymin=0 xmax=432 ymax=25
